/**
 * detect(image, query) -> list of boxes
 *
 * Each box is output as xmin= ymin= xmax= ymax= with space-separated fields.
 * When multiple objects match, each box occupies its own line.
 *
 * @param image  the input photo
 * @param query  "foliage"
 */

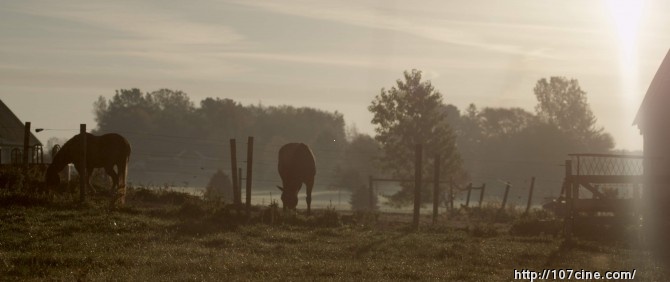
xmin=333 ymin=133 xmax=382 ymax=191
xmin=93 ymin=89 xmax=347 ymax=188
xmin=350 ymin=184 xmax=377 ymax=211
xmin=534 ymin=77 xmax=614 ymax=151
xmin=203 ymin=169 xmax=233 ymax=202
xmin=447 ymin=77 xmax=615 ymax=203
xmin=469 ymin=223 xmax=499 ymax=238
xmin=369 ymin=69 xmax=467 ymax=206
xmin=260 ymin=203 xmax=342 ymax=228
xmin=126 ymin=185 xmax=199 ymax=206
xmin=510 ymin=218 xmax=562 ymax=237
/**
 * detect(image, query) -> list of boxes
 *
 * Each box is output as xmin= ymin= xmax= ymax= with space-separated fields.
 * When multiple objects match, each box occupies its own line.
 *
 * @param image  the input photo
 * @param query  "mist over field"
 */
xmin=2 ymin=0 xmax=670 ymax=280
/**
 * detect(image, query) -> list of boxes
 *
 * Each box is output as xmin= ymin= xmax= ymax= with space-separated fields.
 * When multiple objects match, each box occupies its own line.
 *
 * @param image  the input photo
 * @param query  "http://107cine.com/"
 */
xmin=514 ymin=268 xmax=636 ymax=281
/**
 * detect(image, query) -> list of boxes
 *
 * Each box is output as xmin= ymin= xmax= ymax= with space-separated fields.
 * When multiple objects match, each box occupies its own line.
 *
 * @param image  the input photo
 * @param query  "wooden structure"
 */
xmin=633 ymin=49 xmax=670 ymax=249
xmin=463 ymin=183 xmax=486 ymax=208
xmin=0 ymin=99 xmax=42 ymax=165
xmin=562 ymin=153 xmax=643 ymax=235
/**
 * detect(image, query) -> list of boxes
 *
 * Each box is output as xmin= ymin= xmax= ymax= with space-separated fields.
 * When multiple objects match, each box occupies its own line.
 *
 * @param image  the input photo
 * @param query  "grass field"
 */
xmin=0 ymin=188 xmax=667 ymax=281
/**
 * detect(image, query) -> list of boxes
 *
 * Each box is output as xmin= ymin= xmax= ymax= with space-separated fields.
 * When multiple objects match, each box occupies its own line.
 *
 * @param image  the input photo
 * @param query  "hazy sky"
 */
xmin=2 ymin=0 xmax=669 ymax=151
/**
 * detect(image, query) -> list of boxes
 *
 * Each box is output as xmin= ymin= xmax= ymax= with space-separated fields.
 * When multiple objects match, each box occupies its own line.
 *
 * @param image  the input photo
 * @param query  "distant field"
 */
xmin=0 ymin=192 xmax=666 ymax=281
xmin=154 ymin=185 xmax=546 ymax=214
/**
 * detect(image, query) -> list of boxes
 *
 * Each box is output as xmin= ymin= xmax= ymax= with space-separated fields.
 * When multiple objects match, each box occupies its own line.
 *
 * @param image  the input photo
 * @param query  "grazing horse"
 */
xmin=276 ymin=143 xmax=316 ymax=213
xmin=45 ymin=133 xmax=131 ymax=205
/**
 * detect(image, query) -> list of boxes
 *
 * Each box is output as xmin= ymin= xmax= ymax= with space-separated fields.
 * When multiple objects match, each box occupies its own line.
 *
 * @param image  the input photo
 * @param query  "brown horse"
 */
xmin=45 ymin=133 xmax=131 ymax=205
xmin=276 ymin=143 xmax=316 ymax=213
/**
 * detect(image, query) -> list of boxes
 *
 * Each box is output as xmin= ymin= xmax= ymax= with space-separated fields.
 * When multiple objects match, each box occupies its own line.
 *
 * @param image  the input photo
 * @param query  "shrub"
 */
xmin=510 ymin=218 xmax=561 ymax=237
xmin=470 ymin=223 xmax=498 ymax=238
xmin=313 ymin=206 xmax=341 ymax=227
xmin=204 ymin=170 xmax=233 ymax=202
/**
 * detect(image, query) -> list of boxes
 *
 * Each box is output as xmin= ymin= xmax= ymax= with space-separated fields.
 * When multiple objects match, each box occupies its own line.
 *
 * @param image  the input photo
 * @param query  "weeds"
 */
xmin=0 ymin=181 xmax=662 ymax=280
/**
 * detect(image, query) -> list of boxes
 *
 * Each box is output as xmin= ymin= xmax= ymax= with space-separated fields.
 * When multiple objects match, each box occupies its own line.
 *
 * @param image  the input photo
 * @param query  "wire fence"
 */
xmin=3 ymin=125 xmax=578 ymax=213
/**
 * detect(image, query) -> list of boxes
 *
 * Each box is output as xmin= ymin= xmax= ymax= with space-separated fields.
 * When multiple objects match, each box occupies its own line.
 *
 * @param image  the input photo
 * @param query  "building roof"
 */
xmin=0 ymin=99 xmax=42 ymax=147
xmin=634 ymin=49 xmax=670 ymax=132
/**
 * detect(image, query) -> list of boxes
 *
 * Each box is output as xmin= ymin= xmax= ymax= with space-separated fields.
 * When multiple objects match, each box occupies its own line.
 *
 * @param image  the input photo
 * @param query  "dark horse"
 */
xmin=276 ymin=143 xmax=316 ymax=213
xmin=45 ymin=133 xmax=131 ymax=205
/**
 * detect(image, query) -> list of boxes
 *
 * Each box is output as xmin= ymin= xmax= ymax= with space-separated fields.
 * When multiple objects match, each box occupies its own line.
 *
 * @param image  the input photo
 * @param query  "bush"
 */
xmin=470 ymin=223 xmax=498 ymax=238
xmin=260 ymin=203 xmax=342 ymax=228
xmin=510 ymin=218 xmax=561 ymax=237
xmin=126 ymin=185 xmax=198 ymax=205
xmin=313 ymin=206 xmax=341 ymax=227
xmin=0 ymin=165 xmax=48 ymax=193
xmin=204 ymin=170 xmax=233 ymax=202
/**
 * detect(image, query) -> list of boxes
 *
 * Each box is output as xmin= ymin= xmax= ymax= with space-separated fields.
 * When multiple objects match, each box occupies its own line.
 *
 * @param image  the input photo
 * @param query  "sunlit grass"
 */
xmin=0 ymin=190 xmax=666 ymax=280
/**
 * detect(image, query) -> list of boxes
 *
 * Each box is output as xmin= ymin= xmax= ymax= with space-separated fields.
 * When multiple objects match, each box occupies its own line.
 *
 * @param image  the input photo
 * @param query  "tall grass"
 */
xmin=1 ymin=174 xmax=665 ymax=280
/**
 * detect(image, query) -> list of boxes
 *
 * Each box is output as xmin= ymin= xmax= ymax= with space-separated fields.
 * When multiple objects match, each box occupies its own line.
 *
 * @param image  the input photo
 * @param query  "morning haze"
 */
xmin=2 ymin=0 xmax=670 ymax=151
xmin=2 ymin=1 xmax=670 ymax=280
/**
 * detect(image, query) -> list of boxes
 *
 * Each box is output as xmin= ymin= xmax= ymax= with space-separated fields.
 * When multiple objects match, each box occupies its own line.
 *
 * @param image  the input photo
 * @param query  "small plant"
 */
xmin=203 ymin=170 xmax=233 ymax=202
xmin=126 ymin=184 xmax=198 ymax=205
xmin=510 ymin=218 xmax=561 ymax=237
xmin=352 ymin=210 xmax=380 ymax=225
xmin=262 ymin=201 xmax=282 ymax=225
xmin=470 ymin=223 xmax=498 ymax=238
xmin=177 ymin=200 xmax=206 ymax=219
xmin=313 ymin=206 xmax=341 ymax=227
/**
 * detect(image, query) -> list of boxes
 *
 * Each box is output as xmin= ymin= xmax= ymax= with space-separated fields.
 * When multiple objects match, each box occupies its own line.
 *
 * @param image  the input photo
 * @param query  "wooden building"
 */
xmin=0 ymin=99 xmax=42 ymax=164
xmin=634 ymin=49 xmax=670 ymax=252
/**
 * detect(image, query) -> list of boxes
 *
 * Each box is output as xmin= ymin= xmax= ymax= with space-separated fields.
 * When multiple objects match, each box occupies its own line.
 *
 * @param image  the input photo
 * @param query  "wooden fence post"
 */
xmin=80 ymin=124 xmax=87 ymax=202
xmin=500 ymin=182 xmax=511 ymax=211
xmin=465 ymin=183 xmax=472 ymax=207
xmin=478 ymin=184 xmax=486 ymax=208
xmin=230 ymin=139 xmax=239 ymax=205
xmin=22 ymin=122 xmax=30 ymax=190
xmin=368 ymin=175 xmax=374 ymax=210
xmin=413 ymin=144 xmax=422 ymax=230
xmin=525 ymin=177 xmax=536 ymax=214
xmin=565 ymin=160 xmax=573 ymax=238
xmin=432 ymin=154 xmax=440 ymax=225
xmin=246 ymin=137 xmax=254 ymax=214
xmin=238 ymin=167 xmax=242 ymax=204
xmin=23 ymin=122 xmax=30 ymax=165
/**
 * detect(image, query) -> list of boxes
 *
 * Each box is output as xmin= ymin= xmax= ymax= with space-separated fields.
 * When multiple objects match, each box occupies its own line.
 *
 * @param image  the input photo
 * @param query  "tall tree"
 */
xmin=533 ymin=77 xmax=614 ymax=151
xmin=333 ymin=133 xmax=382 ymax=191
xmin=369 ymin=69 xmax=466 ymax=206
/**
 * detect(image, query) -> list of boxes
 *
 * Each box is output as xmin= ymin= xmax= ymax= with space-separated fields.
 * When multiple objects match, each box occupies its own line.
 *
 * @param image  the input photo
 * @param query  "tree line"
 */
xmin=368 ymin=71 xmax=614 ymax=207
xmin=89 ymin=71 xmax=614 ymax=208
xmin=93 ymin=89 xmax=350 ymax=193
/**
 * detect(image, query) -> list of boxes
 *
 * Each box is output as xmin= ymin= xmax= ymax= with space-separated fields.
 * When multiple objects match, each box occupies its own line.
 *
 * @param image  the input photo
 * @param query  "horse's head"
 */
xmin=276 ymin=186 xmax=298 ymax=209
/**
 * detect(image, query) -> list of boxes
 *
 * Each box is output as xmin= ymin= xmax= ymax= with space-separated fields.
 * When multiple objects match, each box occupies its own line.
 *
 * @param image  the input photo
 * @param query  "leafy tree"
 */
xmin=478 ymin=107 xmax=536 ymax=139
xmin=533 ymin=77 xmax=614 ymax=151
xmin=333 ymin=133 xmax=382 ymax=191
xmin=204 ymin=169 xmax=233 ymax=202
xmin=368 ymin=69 xmax=466 ymax=206
xmin=452 ymin=76 xmax=616 ymax=203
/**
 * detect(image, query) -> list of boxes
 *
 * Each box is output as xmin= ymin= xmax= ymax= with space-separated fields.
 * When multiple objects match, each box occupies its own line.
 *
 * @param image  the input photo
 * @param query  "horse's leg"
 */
xmin=105 ymin=166 xmax=119 ymax=205
xmin=305 ymin=176 xmax=314 ymax=215
xmin=117 ymin=158 xmax=128 ymax=205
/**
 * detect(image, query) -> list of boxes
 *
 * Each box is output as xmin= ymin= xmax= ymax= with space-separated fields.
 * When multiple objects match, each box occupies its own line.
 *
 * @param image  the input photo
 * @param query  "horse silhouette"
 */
xmin=45 ymin=133 xmax=131 ymax=205
xmin=276 ymin=143 xmax=316 ymax=213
